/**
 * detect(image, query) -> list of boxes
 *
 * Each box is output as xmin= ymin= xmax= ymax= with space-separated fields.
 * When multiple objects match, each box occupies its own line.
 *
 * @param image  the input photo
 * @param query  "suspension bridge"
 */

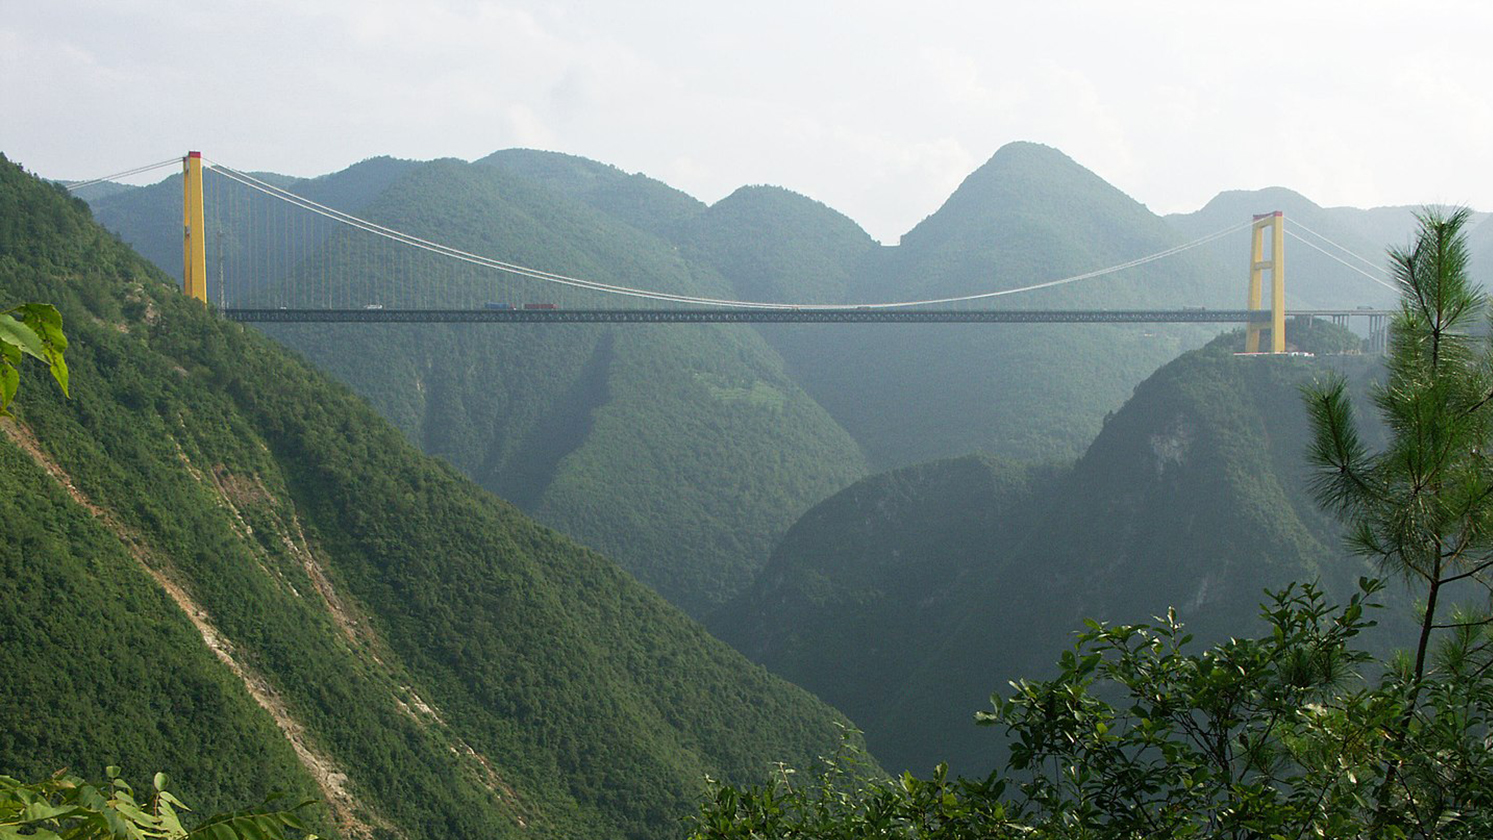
xmin=68 ymin=153 xmax=1399 ymax=353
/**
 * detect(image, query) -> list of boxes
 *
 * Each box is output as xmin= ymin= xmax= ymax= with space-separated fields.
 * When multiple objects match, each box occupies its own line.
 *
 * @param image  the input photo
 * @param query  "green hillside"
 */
xmin=713 ymin=454 xmax=1060 ymax=738
xmin=0 ymin=153 xmax=862 ymax=840
xmin=714 ymin=322 xmax=1404 ymax=775
xmin=88 ymin=156 xmax=868 ymax=616
xmin=674 ymin=184 xmax=878 ymax=304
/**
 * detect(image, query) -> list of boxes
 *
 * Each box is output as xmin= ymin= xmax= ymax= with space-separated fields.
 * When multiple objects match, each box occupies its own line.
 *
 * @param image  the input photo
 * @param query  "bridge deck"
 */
xmin=223 ymin=308 xmax=1392 ymax=324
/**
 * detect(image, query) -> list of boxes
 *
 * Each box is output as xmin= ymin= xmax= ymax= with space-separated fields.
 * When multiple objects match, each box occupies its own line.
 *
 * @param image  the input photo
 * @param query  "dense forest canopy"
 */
xmin=16 ymin=136 xmax=1492 ymax=838
xmin=0 ymin=153 xmax=861 ymax=840
xmin=713 ymin=320 xmax=1408 ymax=774
xmin=692 ymin=210 xmax=1493 ymax=840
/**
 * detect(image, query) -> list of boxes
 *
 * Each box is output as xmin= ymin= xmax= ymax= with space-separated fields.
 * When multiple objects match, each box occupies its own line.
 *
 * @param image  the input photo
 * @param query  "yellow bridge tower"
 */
xmin=1245 ymin=211 xmax=1285 ymax=353
xmin=182 ymin=151 xmax=208 ymax=303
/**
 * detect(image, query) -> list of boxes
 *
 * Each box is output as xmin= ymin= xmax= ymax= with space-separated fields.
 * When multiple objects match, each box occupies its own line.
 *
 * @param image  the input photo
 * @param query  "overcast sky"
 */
xmin=5 ymin=0 xmax=1492 ymax=242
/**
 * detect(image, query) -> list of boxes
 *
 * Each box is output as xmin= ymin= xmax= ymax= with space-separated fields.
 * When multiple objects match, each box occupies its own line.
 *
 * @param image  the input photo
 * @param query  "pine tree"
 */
xmin=1304 ymin=206 xmax=1493 ymax=821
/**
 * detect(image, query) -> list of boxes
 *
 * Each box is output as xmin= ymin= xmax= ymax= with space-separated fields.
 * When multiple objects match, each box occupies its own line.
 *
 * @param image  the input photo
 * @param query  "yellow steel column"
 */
xmin=182 ymin=151 xmax=208 ymax=303
xmin=1244 ymin=211 xmax=1284 ymax=353
xmin=1269 ymin=211 xmax=1286 ymax=353
xmin=1245 ymin=218 xmax=1266 ymax=353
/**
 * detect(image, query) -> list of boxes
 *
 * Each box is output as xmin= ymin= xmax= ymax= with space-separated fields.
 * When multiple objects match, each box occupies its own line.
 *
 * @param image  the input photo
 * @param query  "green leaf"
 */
xmin=156 ymin=799 xmax=185 ymax=839
xmin=0 ymin=826 xmax=63 ymax=840
xmin=15 ymin=305 xmax=67 ymax=396
xmin=157 ymin=792 xmax=188 ymax=811
xmin=42 ymin=350 xmax=66 ymax=397
xmin=0 ymin=314 xmax=45 ymax=362
xmin=0 ymin=359 xmax=18 ymax=416
xmin=112 ymin=801 xmax=155 ymax=828
xmin=20 ymin=800 xmax=75 ymax=822
xmin=14 ymin=304 xmax=65 ymax=352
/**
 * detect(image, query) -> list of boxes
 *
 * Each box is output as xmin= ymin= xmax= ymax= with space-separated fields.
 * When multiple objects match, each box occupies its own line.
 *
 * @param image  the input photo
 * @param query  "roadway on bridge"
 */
xmin=223 ymin=308 xmax=1391 ymax=324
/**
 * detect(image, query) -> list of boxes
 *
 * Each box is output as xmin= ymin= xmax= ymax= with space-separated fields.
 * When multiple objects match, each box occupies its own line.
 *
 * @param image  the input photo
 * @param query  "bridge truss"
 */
xmin=224 ymin=308 xmax=1391 ymax=325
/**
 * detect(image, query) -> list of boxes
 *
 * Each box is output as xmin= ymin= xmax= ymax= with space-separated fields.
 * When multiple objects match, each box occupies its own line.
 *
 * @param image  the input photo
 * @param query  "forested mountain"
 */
xmin=680 ymin=142 xmax=1230 ymax=468
xmin=673 ymin=184 xmax=877 ymax=304
xmin=90 ymin=156 xmax=868 ymax=617
xmin=0 ymin=154 xmax=861 ymax=840
xmin=504 ymin=142 xmax=1244 ymax=468
xmin=479 ymin=154 xmax=890 ymax=456
xmin=84 ymin=143 xmax=1430 ymax=617
xmin=478 ymin=149 xmax=706 ymax=239
xmin=713 ymin=321 xmax=1408 ymax=776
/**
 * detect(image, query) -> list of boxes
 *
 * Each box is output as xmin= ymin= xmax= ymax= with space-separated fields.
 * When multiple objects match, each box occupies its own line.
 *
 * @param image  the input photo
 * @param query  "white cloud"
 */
xmin=6 ymin=0 xmax=1493 ymax=239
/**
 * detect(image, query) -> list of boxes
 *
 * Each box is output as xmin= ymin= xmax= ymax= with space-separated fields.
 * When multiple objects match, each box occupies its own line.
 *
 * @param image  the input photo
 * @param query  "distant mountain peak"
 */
xmin=709 ymin=184 xmax=871 ymax=235
xmin=718 ymin=183 xmax=811 ymax=203
xmin=1193 ymin=185 xmax=1318 ymax=218
xmin=986 ymin=139 xmax=1072 ymax=164
xmin=478 ymin=148 xmax=705 ymax=236
xmin=478 ymin=147 xmax=625 ymax=178
xmin=900 ymin=140 xmax=1160 ymax=251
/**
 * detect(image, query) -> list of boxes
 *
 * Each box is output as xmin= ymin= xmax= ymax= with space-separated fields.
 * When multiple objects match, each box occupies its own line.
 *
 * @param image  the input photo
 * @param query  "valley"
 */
xmin=1 ymin=138 xmax=1463 ymax=837
xmin=13 ymin=4 xmax=1493 ymax=834
xmin=82 ymin=142 xmax=1413 ymax=621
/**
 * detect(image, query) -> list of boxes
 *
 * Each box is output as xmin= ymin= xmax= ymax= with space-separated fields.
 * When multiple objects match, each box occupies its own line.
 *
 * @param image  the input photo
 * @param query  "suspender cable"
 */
xmin=1284 ymin=230 xmax=1399 ymax=291
xmin=207 ymin=158 xmax=1253 ymax=311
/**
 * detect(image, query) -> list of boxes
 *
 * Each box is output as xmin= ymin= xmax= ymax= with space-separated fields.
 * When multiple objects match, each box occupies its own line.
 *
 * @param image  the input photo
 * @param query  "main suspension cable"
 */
xmin=62 ymin=157 xmax=184 ymax=192
xmin=1284 ymin=230 xmax=1398 ymax=291
xmin=207 ymin=158 xmax=1254 ymax=310
xmin=1286 ymin=219 xmax=1391 ymax=276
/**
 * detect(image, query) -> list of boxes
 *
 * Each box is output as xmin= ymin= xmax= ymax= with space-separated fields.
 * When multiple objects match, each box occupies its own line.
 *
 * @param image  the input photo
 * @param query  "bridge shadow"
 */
xmin=486 ymin=331 xmax=615 ymax=509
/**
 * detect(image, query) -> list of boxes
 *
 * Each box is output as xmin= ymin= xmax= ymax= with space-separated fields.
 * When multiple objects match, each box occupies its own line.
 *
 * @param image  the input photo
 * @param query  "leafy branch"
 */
xmin=0 ymin=302 xmax=68 ymax=415
xmin=0 ymin=768 xmax=315 ymax=840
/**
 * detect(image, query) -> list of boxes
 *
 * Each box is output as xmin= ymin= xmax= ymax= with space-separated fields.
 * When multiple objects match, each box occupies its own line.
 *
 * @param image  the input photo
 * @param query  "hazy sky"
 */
xmin=6 ymin=0 xmax=1493 ymax=242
